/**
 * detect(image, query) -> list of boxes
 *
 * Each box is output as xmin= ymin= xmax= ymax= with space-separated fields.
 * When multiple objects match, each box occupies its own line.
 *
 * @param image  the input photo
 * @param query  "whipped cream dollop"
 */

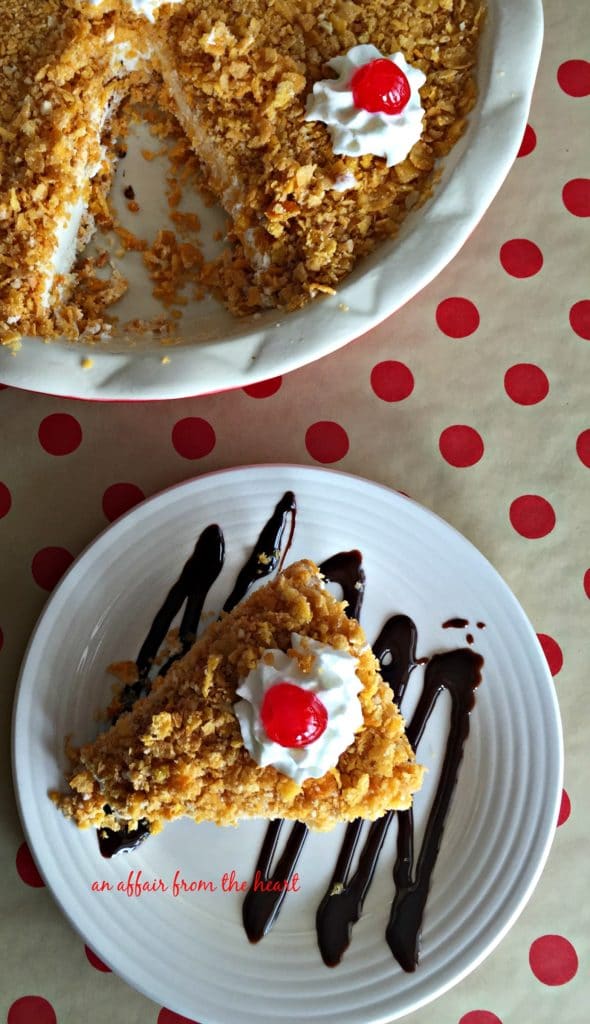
xmin=305 ymin=45 xmax=426 ymax=168
xmin=235 ymin=634 xmax=364 ymax=784
xmin=84 ymin=0 xmax=184 ymax=22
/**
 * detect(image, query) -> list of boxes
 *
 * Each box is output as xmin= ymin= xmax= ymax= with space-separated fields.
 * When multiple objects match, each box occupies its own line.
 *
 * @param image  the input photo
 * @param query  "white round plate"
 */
xmin=13 ymin=465 xmax=563 ymax=1023
xmin=0 ymin=0 xmax=543 ymax=400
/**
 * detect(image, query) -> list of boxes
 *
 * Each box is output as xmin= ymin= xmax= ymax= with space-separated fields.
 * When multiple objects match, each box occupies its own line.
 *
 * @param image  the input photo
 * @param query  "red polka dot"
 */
xmin=38 ymin=413 xmax=82 ymax=456
xmin=102 ymin=482 xmax=145 ymax=522
xmin=562 ymin=178 xmax=590 ymax=217
xmin=16 ymin=842 xmax=45 ymax=888
xmin=85 ymin=945 xmax=112 ymax=972
xmin=570 ymin=300 xmax=590 ymax=339
xmin=31 ymin=546 xmax=74 ymax=591
xmin=459 ymin=1013 xmax=502 ymax=1024
xmin=243 ymin=376 xmax=282 ymax=398
xmin=439 ymin=425 xmax=484 ymax=467
xmin=504 ymin=364 xmax=549 ymax=405
xmin=0 ymin=480 xmax=12 ymax=517
xmin=584 ymin=569 xmax=590 ymax=599
xmin=517 ymin=123 xmax=536 ymax=157
xmin=172 ymin=417 xmax=216 ymax=460
xmin=557 ymin=59 xmax=590 ymax=97
xmin=305 ymin=421 xmax=349 ymax=464
xmin=529 ymin=935 xmax=578 ymax=985
xmin=576 ymin=429 xmax=590 ymax=467
xmin=500 ymin=239 xmax=543 ymax=278
xmin=158 ymin=1010 xmax=201 ymax=1024
xmin=557 ymin=789 xmax=571 ymax=827
xmin=509 ymin=495 xmax=556 ymax=539
xmin=370 ymin=360 xmax=414 ymax=401
xmin=435 ymin=297 xmax=480 ymax=338
xmin=7 ymin=997 xmax=57 ymax=1024
xmin=537 ymin=633 xmax=564 ymax=676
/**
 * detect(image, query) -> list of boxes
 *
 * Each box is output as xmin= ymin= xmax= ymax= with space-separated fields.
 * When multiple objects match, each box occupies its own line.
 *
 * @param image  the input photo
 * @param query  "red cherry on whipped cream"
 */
xmin=261 ymin=681 xmax=328 ymax=748
xmin=350 ymin=58 xmax=411 ymax=115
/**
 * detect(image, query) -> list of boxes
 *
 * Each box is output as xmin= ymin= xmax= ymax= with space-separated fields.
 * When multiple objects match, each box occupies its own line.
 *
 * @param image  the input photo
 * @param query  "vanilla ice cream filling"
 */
xmin=84 ymin=0 xmax=185 ymax=22
xmin=39 ymin=42 xmax=150 ymax=308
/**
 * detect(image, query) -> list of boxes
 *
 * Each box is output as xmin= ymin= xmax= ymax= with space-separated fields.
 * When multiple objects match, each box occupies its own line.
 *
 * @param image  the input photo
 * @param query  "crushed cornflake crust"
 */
xmin=1 ymin=0 xmax=483 ymax=344
xmin=51 ymin=559 xmax=424 ymax=833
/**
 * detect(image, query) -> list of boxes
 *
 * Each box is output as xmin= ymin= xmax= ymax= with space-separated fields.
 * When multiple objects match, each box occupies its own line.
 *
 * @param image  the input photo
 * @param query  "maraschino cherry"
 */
xmin=350 ymin=58 xmax=411 ymax=116
xmin=261 ymin=681 xmax=328 ymax=748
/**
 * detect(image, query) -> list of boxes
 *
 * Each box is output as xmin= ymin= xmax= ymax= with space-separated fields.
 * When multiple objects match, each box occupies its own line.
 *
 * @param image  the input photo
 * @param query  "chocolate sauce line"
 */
xmin=314 ymin=615 xmax=420 ymax=965
xmin=121 ymin=524 xmax=225 ymax=712
xmin=99 ymin=492 xmax=296 ymax=858
xmin=386 ymin=649 xmax=484 ymax=971
xmin=316 ymin=815 xmax=390 ymax=966
xmin=319 ymin=550 xmax=365 ymax=620
xmin=223 ymin=491 xmax=296 ymax=613
xmin=242 ymin=821 xmax=308 ymax=941
xmin=373 ymin=614 xmax=419 ymax=706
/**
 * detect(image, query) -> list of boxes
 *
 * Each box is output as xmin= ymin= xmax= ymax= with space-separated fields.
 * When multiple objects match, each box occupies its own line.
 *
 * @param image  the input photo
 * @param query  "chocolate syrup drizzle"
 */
xmin=96 ymin=490 xmax=484 ymax=977
xmin=314 ymin=612 xmax=421 ymax=966
xmin=386 ymin=648 xmax=483 ymax=970
xmin=318 ymin=550 xmax=365 ymax=620
xmin=222 ymin=491 xmax=296 ymax=613
xmin=98 ymin=492 xmax=296 ymax=858
xmin=123 ymin=523 xmax=226 ymax=713
xmin=240 ymin=820 xmax=309 ymax=942
xmin=442 ymin=617 xmax=469 ymax=629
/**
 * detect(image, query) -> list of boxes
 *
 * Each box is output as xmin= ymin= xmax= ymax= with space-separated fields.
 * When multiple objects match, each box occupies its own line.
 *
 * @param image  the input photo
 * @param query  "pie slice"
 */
xmin=52 ymin=559 xmax=423 ymax=833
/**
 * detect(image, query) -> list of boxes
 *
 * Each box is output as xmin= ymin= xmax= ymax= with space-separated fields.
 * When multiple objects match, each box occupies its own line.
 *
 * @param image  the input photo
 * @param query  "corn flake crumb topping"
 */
xmin=1 ymin=0 xmax=483 ymax=343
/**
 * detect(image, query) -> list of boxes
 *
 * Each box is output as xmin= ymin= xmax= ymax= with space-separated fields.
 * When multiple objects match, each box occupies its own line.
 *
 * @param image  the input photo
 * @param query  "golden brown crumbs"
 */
xmin=170 ymin=211 xmax=202 ymax=235
xmin=107 ymin=660 xmax=140 ymax=684
xmin=143 ymin=229 xmax=203 ymax=307
xmin=113 ymin=224 xmax=149 ymax=252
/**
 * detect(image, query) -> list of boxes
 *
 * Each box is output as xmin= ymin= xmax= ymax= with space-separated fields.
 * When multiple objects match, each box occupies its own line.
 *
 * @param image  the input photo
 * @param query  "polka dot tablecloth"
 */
xmin=1 ymin=5 xmax=588 ymax=1023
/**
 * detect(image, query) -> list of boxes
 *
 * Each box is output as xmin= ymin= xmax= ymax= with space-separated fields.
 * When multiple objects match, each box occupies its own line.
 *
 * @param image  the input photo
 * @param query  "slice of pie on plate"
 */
xmin=52 ymin=559 xmax=423 ymax=834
